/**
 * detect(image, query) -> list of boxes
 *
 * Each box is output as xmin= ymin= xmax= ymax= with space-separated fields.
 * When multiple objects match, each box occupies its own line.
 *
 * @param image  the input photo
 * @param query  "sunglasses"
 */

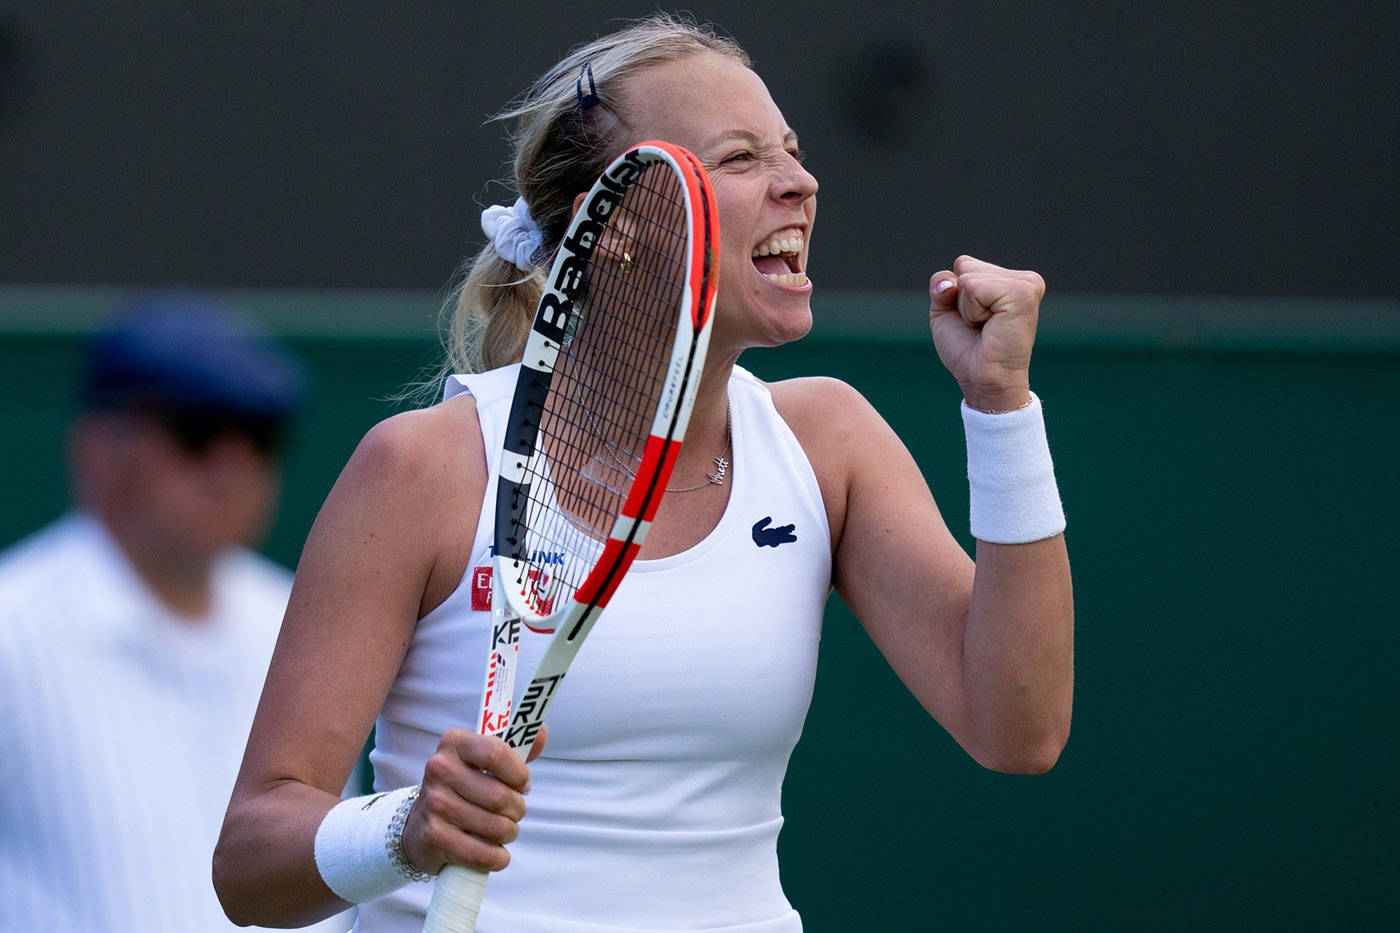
xmin=120 ymin=400 xmax=288 ymax=459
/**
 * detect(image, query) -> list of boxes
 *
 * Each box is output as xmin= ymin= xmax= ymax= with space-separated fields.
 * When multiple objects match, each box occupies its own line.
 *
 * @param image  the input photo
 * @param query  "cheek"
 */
xmin=199 ymin=449 xmax=279 ymax=536
xmin=204 ymin=471 xmax=278 ymax=545
xmin=716 ymin=244 xmax=757 ymax=309
xmin=712 ymin=184 xmax=756 ymax=260
xmin=718 ymin=227 xmax=758 ymax=292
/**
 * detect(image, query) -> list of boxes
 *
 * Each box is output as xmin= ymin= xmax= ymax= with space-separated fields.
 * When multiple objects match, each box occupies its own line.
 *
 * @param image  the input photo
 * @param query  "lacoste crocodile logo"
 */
xmin=751 ymin=516 xmax=797 ymax=548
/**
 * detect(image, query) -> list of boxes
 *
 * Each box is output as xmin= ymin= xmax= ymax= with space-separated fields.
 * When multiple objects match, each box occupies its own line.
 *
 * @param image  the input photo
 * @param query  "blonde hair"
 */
xmin=440 ymin=13 xmax=749 ymax=377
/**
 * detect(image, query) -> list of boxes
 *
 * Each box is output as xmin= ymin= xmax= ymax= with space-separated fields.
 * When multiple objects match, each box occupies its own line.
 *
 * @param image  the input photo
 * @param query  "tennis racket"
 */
xmin=421 ymin=139 xmax=720 ymax=932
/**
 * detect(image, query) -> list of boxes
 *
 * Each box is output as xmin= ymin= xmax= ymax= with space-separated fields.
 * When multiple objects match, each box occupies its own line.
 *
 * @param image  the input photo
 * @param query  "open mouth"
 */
xmin=751 ymin=228 xmax=809 ymax=287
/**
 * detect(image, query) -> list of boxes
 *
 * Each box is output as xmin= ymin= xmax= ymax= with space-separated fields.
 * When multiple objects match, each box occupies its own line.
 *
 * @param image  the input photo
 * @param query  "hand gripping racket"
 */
xmin=422 ymin=140 xmax=720 ymax=931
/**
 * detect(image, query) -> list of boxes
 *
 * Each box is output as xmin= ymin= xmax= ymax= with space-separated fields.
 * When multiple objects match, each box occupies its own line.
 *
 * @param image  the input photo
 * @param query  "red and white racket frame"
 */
xmin=423 ymin=140 xmax=719 ymax=932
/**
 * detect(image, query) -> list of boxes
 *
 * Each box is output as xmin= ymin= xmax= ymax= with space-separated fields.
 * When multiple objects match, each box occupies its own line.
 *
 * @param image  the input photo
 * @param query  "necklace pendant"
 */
xmin=707 ymin=456 xmax=728 ymax=486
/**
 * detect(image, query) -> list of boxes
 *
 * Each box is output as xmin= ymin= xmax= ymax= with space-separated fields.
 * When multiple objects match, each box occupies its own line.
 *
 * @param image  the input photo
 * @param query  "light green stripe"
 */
xmin=810 ymin=289 xmax=1400 ymax=352
xmin=1 ymin=284 xmax=1397 ymax=352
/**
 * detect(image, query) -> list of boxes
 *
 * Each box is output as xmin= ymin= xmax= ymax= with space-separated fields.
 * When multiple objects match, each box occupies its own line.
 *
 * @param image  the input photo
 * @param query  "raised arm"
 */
xmin=780 ymin=256 xmax=1072 ymax=773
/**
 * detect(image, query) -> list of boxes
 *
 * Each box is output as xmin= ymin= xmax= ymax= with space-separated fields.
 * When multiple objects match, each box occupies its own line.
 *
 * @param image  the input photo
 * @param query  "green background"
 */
xmin=2 ymin=288 xmax=1396 ymax=930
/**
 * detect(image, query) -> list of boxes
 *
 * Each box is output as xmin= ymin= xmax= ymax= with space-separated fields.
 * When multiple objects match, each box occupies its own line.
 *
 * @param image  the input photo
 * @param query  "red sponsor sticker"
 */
xmin=471 ymin=565 xmax=493 ymax=611
xmin=525 ymin=567 xmax=555 ymax=616
xmin=479 ymin=649 xmax=512 ymax=735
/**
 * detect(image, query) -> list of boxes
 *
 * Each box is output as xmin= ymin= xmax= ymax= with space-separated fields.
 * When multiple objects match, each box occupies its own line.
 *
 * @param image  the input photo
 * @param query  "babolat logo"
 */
xmin=537 ymin=150 xmax=648 ymax=345
xmin=605 ymin=149 xmax=644 ymax=187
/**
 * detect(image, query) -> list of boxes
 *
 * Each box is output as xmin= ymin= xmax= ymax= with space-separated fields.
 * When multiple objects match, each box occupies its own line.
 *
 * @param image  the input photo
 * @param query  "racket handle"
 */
xmin=422 ymin=864 xmax=488 ymax=932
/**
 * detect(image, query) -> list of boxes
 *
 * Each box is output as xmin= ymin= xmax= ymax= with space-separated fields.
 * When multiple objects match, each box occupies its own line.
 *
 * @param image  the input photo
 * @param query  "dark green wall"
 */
xmin=761 ymin=337 xmax=1398 ymax=931
xmin=2 ymin=291 xmax=1396 ymax=930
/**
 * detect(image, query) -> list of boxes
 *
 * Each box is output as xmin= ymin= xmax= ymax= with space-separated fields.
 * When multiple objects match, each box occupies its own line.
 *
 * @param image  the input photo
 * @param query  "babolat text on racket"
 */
xmin=422 ymin=139 xmax=720 ymax=932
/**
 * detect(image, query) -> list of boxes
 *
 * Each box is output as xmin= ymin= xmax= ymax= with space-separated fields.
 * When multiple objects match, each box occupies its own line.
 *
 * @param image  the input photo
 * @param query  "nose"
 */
xmin=773 ymin=153 xmax=818 ymax=203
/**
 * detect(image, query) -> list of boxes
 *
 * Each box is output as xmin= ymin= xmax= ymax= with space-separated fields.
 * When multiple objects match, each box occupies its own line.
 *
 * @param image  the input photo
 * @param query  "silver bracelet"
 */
xmin=315 ymin=785 xmax=423 ymax=902
xmin=385 ymin=786 xmax=431 ymax=883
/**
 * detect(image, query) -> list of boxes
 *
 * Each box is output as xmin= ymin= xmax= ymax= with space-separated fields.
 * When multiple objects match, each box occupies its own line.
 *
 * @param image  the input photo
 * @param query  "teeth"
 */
xmin=751 ymin=229 xmax=805 ymax=258
xmin=760 ymin=271 xmax=810 ymax=287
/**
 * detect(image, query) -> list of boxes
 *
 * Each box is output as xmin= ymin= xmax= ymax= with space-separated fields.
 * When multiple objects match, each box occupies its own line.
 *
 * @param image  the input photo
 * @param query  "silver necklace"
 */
xmin=584 ymin=404 xmax=731 ymax=494
xmin=665 ymin=403 xmax=732 ymax=493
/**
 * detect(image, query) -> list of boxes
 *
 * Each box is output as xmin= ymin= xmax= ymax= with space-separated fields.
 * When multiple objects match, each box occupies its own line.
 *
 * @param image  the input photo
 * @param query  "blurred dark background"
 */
xmin=1 ymin=3 xmax=1397 ymax=931
xmin=1 ymin=0 xmax=1396 ymax=298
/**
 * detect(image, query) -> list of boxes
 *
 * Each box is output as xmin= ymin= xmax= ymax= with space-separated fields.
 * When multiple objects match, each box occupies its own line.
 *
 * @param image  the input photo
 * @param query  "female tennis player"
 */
xmin=215 ymin=13 xmax=1073 ymax=931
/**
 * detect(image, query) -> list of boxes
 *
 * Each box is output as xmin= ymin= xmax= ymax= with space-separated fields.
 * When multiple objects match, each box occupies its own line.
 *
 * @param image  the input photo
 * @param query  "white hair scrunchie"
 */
xmin=480 ymin=196 xmax=544 ymax=272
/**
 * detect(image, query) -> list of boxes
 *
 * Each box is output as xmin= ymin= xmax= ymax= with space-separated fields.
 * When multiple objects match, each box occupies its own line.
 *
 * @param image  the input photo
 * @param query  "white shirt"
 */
xmin=360 ymin=366 xmax=832 ymax=931
xmin=0 ymin=514 xmax=350 ymax=932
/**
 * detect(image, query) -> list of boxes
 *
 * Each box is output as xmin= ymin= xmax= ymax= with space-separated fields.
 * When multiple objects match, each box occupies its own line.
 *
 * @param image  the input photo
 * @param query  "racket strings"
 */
xmin=513 ymin=164 xmax=689 ymax=605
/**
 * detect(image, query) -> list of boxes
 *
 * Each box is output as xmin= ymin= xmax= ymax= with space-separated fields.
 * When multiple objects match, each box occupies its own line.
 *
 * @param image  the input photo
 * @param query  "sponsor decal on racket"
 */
xmin=422 ymin=140 xmax=720 ymax=932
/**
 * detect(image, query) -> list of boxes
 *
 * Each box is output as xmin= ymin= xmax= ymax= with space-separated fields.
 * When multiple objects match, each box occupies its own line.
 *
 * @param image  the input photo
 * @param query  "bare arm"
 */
xmin=837 ymin=398 xmax=1070 ymax=772
xmin=214 ymin=397 xmax=535 ymax=925
xmin=776 ymin=257 xmax=1073 ymax=773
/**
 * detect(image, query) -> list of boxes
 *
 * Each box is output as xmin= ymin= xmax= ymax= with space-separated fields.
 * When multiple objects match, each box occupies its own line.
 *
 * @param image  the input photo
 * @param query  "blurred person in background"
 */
xmin=0 ymin=293 xmax=347 ymax=931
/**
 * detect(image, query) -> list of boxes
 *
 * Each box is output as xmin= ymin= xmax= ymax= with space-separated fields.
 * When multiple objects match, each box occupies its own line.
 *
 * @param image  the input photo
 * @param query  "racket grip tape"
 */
xmin=422 ymin=864 xmax=488 ymax=932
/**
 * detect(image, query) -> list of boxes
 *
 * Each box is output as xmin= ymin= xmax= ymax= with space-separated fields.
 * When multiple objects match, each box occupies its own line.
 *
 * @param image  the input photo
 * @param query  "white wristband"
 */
xmin=961 ymin=392 xmax=1066 ymax=544
xmin=314 ymin=785 xmax=426 ymax=904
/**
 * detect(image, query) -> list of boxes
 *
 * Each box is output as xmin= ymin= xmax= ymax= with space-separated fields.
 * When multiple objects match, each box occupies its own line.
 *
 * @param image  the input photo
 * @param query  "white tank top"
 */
xmin=360 ymin=365 xmax=831 ymax=931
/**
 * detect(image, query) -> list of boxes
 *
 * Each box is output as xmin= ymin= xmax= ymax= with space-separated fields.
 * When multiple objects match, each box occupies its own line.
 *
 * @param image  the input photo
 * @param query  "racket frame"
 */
xmin=423 ymin=139 xmax=719 ymax=932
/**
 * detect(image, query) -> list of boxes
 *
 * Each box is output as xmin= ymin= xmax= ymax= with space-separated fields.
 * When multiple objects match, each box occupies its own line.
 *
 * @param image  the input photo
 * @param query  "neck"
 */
xmin=694 ymin=353 xmax=738 ymax=423
xmin=660 ymin=360 xmax=734 ymax=492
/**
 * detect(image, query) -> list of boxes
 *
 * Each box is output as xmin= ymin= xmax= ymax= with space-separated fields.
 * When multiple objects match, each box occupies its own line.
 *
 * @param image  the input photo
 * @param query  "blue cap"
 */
xmin=83 ymin=292 xmax=306 ymax=420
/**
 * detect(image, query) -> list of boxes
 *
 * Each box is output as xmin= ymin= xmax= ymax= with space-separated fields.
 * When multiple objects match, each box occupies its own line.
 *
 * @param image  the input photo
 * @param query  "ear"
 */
xmin=571 ymin=191 xmax=587 ymax=218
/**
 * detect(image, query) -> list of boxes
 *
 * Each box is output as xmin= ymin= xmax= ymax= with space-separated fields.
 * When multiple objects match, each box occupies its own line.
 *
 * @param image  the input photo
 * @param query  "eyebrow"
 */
xmin=703 ymin=127 xmax=801 ymax=151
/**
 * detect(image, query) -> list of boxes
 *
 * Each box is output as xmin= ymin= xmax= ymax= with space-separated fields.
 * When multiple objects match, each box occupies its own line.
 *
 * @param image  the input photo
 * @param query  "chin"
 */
xmin=754 ymin=303 xmax=814 ymax=348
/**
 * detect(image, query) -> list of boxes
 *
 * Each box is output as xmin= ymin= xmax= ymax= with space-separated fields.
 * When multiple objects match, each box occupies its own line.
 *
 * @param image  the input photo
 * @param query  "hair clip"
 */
xmin=576 ymin=62 xmax=599 ymax=111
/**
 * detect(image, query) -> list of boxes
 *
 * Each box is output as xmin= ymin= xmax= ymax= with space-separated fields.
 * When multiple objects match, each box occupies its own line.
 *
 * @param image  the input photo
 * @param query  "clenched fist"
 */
xmin=928 ymin=255 xmax=1045 ymax=413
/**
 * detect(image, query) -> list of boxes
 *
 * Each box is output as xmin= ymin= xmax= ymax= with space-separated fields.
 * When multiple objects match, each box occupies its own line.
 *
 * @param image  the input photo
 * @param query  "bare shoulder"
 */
xmin=763 ymin=376 xmax=889 ymax=547
xmin=765 ymin=375 xmax=885 ymax=455
xmin=313 ymin=393 xmax=487 ymax=617
xmin=350 ymin=393 xmax=486 ymax=492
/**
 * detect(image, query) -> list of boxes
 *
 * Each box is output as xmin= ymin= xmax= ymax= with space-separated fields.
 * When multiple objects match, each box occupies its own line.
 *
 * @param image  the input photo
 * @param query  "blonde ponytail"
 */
xmin=445 ymin=245 xmax=544 ymax=375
